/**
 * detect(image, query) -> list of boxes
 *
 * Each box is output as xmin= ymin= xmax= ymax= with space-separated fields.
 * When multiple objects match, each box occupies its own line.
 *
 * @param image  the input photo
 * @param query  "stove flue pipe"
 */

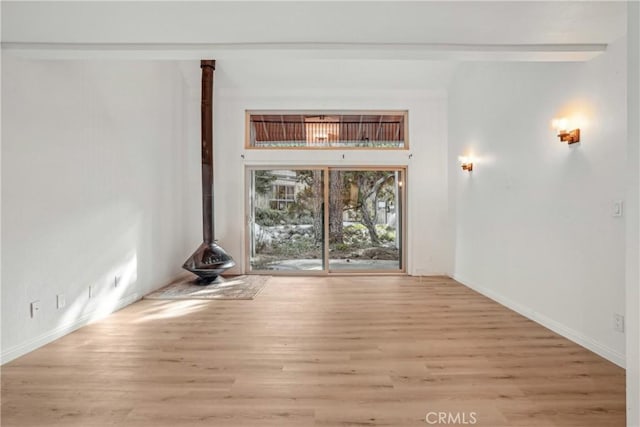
xmin=201 ymin=60 xmax=215 ymax=244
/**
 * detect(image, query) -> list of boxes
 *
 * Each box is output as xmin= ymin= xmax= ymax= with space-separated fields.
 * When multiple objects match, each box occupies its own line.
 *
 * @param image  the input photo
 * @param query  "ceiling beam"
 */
xmin=1 ymin=42 xmax=608 ymax=62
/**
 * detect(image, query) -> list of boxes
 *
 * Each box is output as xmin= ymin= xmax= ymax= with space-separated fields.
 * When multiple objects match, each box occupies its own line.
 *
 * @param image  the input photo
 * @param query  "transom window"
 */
xmin=246 ymin=111 xmax=408 ymax=149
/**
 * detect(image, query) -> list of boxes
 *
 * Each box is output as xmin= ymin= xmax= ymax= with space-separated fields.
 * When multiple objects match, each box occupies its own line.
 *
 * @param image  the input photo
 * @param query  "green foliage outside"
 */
xmin=255 ymin=208 xmax=287 ymax=226
xmin=269 ymin=235 xmax=319 ymax=258
xmin=252 ymin=169 xmax=400 ymax=267
xmin=342 ymin=224 xmax=395 ymax=247
xmin=255 ymin=207 xmax=314 ymax=226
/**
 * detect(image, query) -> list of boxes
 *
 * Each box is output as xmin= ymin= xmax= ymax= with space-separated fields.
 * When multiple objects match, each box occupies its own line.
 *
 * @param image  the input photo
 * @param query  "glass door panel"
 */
xmin=248 ymin=169 xmax=325 ymax=272
xmin=328 ymin=169 xmax=403 ymax=272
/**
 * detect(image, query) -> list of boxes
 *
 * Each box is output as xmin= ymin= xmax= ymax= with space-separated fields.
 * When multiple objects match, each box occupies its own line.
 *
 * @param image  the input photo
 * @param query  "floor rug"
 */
xmin=145 ymin=275 xmax=270 ymax=300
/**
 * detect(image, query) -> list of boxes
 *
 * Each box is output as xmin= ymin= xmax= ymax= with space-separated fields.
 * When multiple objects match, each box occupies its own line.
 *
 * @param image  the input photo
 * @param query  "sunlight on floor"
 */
xmin=133 ymin=300 xmax=210 ymax=323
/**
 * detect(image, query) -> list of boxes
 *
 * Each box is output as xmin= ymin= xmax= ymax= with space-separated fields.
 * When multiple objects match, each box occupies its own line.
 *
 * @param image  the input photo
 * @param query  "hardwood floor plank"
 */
xmin=1 ymin=276 xmax=625 ymax=426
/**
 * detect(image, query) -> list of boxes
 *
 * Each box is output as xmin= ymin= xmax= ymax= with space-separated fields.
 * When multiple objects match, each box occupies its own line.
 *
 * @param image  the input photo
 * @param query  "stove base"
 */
xmin=183 ymin=241 xmax=235 ymax=284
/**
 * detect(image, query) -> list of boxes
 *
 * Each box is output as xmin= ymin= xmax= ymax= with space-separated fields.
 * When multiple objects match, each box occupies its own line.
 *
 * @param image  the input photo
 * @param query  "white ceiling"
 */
xmin=1 ymin=1 xmax=628 ymax=61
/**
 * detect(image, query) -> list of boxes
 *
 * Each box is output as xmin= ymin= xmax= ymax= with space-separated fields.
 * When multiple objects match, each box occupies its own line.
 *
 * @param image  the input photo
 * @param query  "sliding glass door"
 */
xmin=247 ymin=167 xmax=405 ymax=274
xmin=248 ymin=168 xmax=325 ymax=272
xmin=328 ymin=169 xmax=403 ymax=271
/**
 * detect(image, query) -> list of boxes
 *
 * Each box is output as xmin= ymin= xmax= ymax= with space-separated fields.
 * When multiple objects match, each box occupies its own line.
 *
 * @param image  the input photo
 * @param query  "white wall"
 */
xmin=179 ymin=59 xmax=453 ymax=276
xmin=448 ymin=38 xmax=628 ymax=366
xmin=626 ymin=2 xmax=640 ymax=425
xmin=1 ymin=55 xmax=193 ymax=363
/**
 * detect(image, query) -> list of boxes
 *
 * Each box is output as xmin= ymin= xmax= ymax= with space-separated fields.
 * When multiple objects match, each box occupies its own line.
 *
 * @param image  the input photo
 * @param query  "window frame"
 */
xmin=270 ymin=183 xmax=296 ymax=211
xmin=245 ymin=110 xmax=409 ymax=150
xmin=245 ymin=165 xmax=407 ymax=275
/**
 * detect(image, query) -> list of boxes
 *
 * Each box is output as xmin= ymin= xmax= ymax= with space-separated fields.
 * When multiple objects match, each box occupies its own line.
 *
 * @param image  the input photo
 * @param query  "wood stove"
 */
xmin=183 ymin=60 xmax=235 ymax=283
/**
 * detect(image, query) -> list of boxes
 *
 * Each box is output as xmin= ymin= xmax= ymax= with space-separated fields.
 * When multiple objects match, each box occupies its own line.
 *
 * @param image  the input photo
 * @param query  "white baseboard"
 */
xmin=452 ymin=275 xmax=626 ymax=368
xmin=1 ymin=292 xmax=140 ymax=365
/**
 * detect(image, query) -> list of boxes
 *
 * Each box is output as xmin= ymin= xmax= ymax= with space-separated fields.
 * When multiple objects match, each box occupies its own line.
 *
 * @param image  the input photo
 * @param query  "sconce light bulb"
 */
xmin=553 ymin=118 xmax=569 ymax=132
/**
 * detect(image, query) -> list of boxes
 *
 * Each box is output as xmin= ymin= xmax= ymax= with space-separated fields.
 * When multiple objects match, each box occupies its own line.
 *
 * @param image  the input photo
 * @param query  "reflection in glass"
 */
xmin=248 ymin=112 xmax=407 ymax=148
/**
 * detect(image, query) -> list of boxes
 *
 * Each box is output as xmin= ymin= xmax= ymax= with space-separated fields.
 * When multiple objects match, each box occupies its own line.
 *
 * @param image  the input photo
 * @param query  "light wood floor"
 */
xmin=1 ymin=276 xmax=625 ymax=426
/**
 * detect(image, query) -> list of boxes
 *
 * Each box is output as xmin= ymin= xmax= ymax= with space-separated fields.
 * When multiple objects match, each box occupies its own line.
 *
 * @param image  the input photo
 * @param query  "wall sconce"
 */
xmin=459 ymin=156 xmax=473 ymax=172
xmin=552 ymin=118 xmax=580 ymax=144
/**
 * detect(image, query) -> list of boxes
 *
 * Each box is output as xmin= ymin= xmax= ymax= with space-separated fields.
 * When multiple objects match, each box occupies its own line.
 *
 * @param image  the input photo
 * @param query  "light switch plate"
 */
xmin=614 ymin=313 xmax=625 ymax=333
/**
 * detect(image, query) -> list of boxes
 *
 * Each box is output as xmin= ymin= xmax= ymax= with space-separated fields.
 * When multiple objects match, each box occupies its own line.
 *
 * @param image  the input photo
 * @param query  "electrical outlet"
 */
xmin=614 ymin=313 xmax=625 ymax=333
xmin=56 ymin=294 xmax=66 ymax=309
xmin=30 ymin=301 xmax=40 ymax=318
xmin=89 ymin=285 xmax=94 ymax=299
xmin=613 ymin=200 xmax=623 ymax=217
xmin=114 ymin=275 xmax=121 ymax=288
